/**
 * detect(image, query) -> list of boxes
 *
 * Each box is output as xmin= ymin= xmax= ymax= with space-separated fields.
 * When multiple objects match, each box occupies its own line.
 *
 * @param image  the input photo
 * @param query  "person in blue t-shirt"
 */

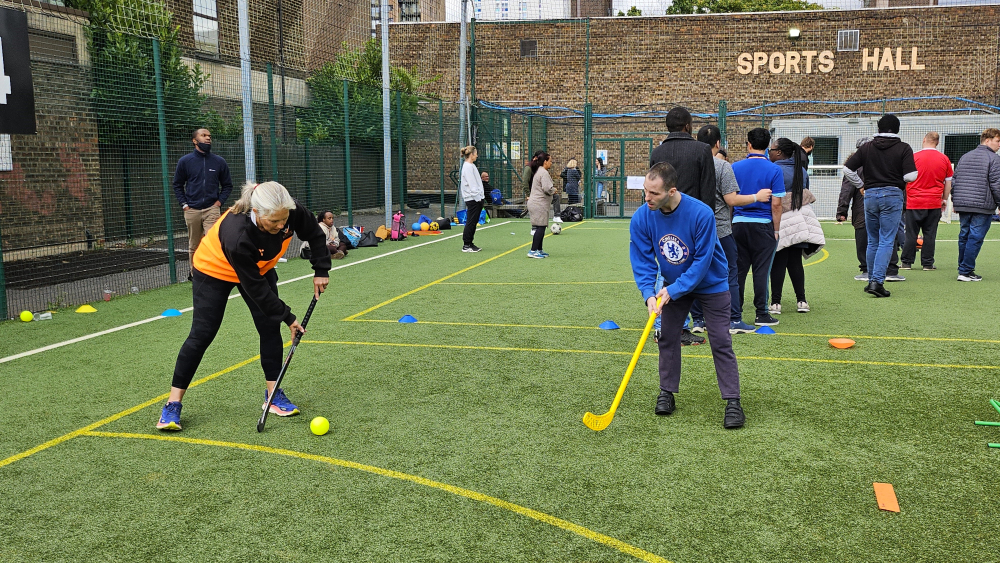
xmin=731 ymin=128 xmax=786 ymax=327
xmin=629 ymin=162 xmax=745 ymax=429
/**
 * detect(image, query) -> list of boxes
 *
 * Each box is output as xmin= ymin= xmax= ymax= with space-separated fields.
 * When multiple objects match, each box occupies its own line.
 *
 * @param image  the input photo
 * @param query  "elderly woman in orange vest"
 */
xmin=156 ymin=181 xmax=331 ymax=431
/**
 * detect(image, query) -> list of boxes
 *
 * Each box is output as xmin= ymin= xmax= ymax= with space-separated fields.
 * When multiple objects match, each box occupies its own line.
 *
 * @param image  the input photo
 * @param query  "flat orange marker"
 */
xmin=873 ymin=482 xmax=900 ymax=512
xmin=829 ymin=338 xmax=856 ymax=349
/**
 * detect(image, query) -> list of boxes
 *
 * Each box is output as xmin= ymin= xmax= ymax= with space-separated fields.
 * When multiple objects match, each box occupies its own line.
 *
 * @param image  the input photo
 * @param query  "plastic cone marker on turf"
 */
xmin=598 ymin=320 xmax=620 ymax=330
xmin=162 ymin=309 xmax=182 ymax=317
xmin=76 ymin=305 xmax=97 ymax=313
xmin=398 ymin=315 xmax=418 ymax=323
xmin=829 ymin=338 xmax=855 ymax=349
xmin=755 ymin=326 xmax=776 ymax=334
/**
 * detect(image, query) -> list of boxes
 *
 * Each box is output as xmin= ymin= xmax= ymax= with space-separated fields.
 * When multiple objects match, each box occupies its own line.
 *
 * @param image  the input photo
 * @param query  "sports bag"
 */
xmin=375 ymin=225 xmax=390 ymax=241
xmin=560 ymin=206 xmax=583 ymax=222
xmin=391 ymin=211 xmax=407 ymax=241
xmin=490 ymin=189 xmax=503 ymax=204
xmin=341 ymin=226 xmax=362 ymax=248
xmin=356 ymin=231 xmax=379 ymax=247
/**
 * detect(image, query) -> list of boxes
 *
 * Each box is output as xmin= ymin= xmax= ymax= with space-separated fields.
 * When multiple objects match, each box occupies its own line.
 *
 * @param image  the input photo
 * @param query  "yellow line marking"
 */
xmin=342 ymin=222 xmax=584 ymax=321
xmin=83 ymin=431 xmax=672 ymax=563
xmin=0 ymin=356 xmax=261 ymax=469
xmin=344 ymin=318 xmax=1000 ymax=345
xmin=301 ymin=340 xmax=1000 ymax=370
xmin=439 ymin=281 xmax=633 ymax=285
xmin=802 ymin=248 xmax=829 ymax=267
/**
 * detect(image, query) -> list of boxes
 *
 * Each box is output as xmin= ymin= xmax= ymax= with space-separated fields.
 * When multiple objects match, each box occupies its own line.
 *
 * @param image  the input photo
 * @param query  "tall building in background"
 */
xmin=472 ymin=0 xmax=571 ymax=20
xmin=373 ymin=0 xmax=448 ymax=35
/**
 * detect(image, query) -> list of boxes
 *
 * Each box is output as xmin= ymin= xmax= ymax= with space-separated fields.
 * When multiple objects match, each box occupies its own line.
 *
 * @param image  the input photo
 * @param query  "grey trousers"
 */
xmin=656 ymin=290 xmax=741 ymax=399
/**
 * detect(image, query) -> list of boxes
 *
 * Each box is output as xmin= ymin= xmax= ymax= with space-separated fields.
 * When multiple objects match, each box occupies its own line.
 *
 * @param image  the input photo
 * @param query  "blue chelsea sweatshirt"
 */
xmin=629 ymin=193 xmax=730 ymax=303
xmin=173 ymin=150 xmax=234 ymax=210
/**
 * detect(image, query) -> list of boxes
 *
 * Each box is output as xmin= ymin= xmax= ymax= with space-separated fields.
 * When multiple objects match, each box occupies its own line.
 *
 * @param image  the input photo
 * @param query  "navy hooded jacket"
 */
xmin=173 ymin=149 xmax=233 ymax=210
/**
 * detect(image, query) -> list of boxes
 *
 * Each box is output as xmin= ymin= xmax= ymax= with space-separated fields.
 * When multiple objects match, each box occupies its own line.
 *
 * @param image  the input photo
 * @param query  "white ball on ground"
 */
xmin=551 ymin=223 xmax=562 ymax=234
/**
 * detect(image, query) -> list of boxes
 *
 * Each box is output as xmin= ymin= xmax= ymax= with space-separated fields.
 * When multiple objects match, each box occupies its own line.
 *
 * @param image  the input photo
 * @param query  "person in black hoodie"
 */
xmin=649 ymin=107 xmax=718 ymax=346
xmin=156 ymin=181 xmax=331 ymax=431
xmin=173 ymin=128 xmax=233 ymax=261
xmin=843 ymin=114 xmax=917 ymax=297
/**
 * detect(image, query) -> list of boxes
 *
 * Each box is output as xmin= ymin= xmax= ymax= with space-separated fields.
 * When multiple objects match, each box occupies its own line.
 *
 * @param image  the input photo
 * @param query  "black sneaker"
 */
xmin=922 ymin=265 xmax=937 ymax=271
xmin=680 ymin=329 xmax=705 ymax=346
xmin=754 ymin=314 xmax=779 ymax=326
xmin=655 ymin=390 xmax=675 ymax=416
xmin=462 ymin=244 xmax=482 ymax=253
xmin=653 ymin=328 xmax=661 ymax=342
xmin=899 ymin=263 xmax=912 ymax=270
xmin=723 ymin=399 xmax=745 ymax=429
xmin=957 ymin=272 xmax=982 ymax=282
xmin=865 ymin=281 xmax=891 ymax=297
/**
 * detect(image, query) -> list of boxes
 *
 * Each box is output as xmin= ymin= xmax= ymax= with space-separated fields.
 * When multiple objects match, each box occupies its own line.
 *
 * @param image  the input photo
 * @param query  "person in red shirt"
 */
xmin=901 ymin=132 xmax=953 ymax=270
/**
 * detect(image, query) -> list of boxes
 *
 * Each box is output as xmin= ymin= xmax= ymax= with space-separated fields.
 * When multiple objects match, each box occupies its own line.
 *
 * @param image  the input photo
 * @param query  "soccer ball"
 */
xmin=429 ymin=221 xmax=439 ymax=231
xmin=551 ymin=223 xmax=562 ymax=234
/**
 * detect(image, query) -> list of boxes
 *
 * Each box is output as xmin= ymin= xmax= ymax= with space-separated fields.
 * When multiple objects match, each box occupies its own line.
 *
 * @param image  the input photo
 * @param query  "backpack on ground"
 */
xmin=436 ymin=216 xmax=451 ymax=230
xmin=560 ymin=207 xmax=583 ymax=222
xmin=341 ymin=226 xmax=362 ymax=248
xmin=490 ymin=189 xmax=504 ymax=204
xmin=391 ymin=211 xmax=407 ymax=240
xmin=356 ymin=231 xmax=379 ymax=247
xmin=375 ymin=225 xmax=390 ymax=241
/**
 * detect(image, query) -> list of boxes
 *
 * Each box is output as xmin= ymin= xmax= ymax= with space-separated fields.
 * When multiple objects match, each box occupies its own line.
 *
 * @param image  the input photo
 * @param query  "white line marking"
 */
xmin=0 ymin=222 xmax=512 ymax=365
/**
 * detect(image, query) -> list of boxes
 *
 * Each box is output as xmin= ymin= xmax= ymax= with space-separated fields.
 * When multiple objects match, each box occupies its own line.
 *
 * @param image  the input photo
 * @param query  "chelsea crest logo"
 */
xmin=659 ymin=234 xmax=690 ymax=265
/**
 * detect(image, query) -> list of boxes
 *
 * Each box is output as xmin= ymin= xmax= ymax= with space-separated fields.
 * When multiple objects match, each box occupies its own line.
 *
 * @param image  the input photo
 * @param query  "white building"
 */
xmin=473 ymin=0 xmax=571 ymax=20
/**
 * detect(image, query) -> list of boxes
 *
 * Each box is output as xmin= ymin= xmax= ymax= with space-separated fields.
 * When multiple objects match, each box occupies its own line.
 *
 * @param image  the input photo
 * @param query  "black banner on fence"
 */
xmin=0 ymin=7 xmax=35 ymax=134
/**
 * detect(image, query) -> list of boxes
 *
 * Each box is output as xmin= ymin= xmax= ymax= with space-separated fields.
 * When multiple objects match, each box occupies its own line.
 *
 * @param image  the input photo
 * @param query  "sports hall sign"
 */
xmin=736 ymin=47 xmax=926 ymax=75
xmin=0 ymin=7 xmax=35 ymax=134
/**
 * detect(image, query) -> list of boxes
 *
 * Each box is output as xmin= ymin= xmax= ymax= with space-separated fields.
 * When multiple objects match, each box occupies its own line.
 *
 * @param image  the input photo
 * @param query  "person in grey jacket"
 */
xmin=459 ymin=145 xmax=485 ymax=253
xmin=950 ymin=128 xmax=1000 ymax=281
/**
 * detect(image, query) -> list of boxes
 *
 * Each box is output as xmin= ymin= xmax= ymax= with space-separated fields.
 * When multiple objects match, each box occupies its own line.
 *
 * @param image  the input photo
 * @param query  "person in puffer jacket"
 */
xmin=769 ymin=138 xmax=825 ymax=314
xmin=950 ymin=128 xmax=1000 ymax=281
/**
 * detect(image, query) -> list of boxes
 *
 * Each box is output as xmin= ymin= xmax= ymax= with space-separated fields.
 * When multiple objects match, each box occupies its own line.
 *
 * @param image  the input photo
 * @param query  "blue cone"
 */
xmin=754 ymin=326 xmax=776 ymax=334
xmin=398 ymin=315 xmax=418 ymax=323
xmin=162 ymin=309 xmax=182 ymax=317
xmin=598 ymin=320 xmax=620 ymax=330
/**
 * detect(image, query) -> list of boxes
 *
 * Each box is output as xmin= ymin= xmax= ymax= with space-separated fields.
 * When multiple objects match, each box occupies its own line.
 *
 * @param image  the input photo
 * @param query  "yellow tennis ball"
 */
xmin=420 ymin=222 xmax=429 ymax=231
xmin=310 ymin=416 xmax=330 ymax=436
xmin=20 ymin=310 xmax=33 ymax=322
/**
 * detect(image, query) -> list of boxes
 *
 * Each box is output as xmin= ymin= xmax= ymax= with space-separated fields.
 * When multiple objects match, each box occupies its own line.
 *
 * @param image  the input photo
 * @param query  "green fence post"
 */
xmin=527 ymin=115 xmax=533 ymax=161
xmin=343 ymin=80 xmax=353 ymax=227
xmin=439 ymin=98 xmax=445 ymax=217
xmin=304 ymin=138 xmax=312 ymax=210
xmin=505 ymin=113 xmax=511 ymax=197
xmin=718 ymin=100 xmax=727 ymax=148
xmin=583 ymin=102 xmax=593 ymax=219
xmin=0 ymin=227 xmax=6 ymax=319
xmin=152 ymin=39 xmax=177 ymax=284
xmin=396 ymin=90 xmax=405 ymax=213
xmin=267 ymin=63 xmax=277 ymax=181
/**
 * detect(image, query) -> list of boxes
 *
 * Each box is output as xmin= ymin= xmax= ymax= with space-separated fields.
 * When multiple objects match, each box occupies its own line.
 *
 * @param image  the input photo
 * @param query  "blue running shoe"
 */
xmin=690 ymin=319 xmax=707 ymax=333
xmin=264 ymin=388 xmax=300 ymax=417
xmin=156 ymin=401 xmax=182 ymax=431
xmin=536 ymin=251 xmax=550 ymax=258
xmin=527 ymin=250 xmax=545 ymax=259
xmin=729 ymin=320 xmax=756 ymax=334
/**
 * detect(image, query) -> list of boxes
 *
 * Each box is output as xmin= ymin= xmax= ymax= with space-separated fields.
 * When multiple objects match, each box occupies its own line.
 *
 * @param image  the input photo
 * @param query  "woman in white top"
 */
xmin=526 ymin=151 xmax=555 ymax=258
xmin=300 ymin=210 xmax=347 ymax=260
xmin=459 ymin=145 xmax=485 ymax=252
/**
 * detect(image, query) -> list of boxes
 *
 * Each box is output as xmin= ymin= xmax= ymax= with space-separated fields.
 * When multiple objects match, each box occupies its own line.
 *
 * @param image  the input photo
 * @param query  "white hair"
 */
xmin=230 ymin=181 xmax=296 ymax=217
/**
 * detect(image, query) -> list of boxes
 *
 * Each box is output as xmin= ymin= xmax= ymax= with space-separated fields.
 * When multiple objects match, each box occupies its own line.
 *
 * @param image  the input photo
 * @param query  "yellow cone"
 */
xmin=75 ymin=305 xmax=97 ymax=313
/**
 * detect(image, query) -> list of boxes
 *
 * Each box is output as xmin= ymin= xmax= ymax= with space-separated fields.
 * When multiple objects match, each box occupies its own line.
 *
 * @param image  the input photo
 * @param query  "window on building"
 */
xmin=944 ymin=134 xmax=980 ymax=165
xmin=837 ymin=30 xmax=859 ymax=52
xmin=193 ymin=0 xmax=219 ymax=55
xmin=520 ymin=39 xmax=537 ymax=57
xmin=28 ymin=30 xmax=77 ymax=65
xmin=810 ymin=137 xmax=840 ymax=177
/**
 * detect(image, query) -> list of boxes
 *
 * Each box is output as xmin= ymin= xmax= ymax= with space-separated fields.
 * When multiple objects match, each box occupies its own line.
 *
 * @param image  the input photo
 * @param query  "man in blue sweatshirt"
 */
xmin=173 ymin=128 xmax=233 ymax=276
xmin=630 ymin=162 xmax=745 ymax=429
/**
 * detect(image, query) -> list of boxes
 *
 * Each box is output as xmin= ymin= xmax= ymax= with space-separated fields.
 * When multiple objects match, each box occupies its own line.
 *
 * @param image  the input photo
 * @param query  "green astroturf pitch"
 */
xmin=2 ymin=219 xmax=999 ymax=562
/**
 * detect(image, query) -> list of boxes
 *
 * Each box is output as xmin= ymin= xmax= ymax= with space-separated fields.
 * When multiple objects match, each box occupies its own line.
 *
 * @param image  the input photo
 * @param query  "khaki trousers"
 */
xmin=184 ymin=206 xmax=221 ymax=253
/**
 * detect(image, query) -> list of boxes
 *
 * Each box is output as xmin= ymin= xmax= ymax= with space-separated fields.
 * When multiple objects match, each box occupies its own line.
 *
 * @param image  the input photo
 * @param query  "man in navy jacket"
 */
xmin=630 ymin=162 xmax=745 ymax=429
xmin=173 ymin=128 xmax=233 ymax=271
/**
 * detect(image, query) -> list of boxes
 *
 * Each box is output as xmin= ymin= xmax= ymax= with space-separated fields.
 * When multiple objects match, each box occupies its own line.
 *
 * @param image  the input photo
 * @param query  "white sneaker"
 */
xmin=797 ymin=301 xmax=810 ymax=313
xmin=769 ymin=303 xmax=781 ymax=315
xmin=530 ymin=229 xmax=536 ymax=236
xmin=552 ymin=217 xmax=563 ymax=223
xmin=854 ymin=273 xmax=869 ymax=281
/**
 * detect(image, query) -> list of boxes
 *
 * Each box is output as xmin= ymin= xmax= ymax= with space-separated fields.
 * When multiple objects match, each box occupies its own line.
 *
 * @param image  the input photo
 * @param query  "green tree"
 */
xmin=67 ymin=0 xmax=216 ymax=142
xmin=666 ymin=0 xmax=822 ymax=14
xmin=616 ymin=6 xmax=643 ymax=15
xmin=296 ymin=38 xmax=435 ymax=146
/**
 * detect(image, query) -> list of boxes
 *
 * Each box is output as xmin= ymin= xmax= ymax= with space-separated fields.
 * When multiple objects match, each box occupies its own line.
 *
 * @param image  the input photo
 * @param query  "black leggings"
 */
xmin=172 ymin=268 xmax=285 ymax=389
xmin=770 ymin=247 xmax=806 ymax=304
xmin=531 ymin=224 xmax=546 ymax=251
